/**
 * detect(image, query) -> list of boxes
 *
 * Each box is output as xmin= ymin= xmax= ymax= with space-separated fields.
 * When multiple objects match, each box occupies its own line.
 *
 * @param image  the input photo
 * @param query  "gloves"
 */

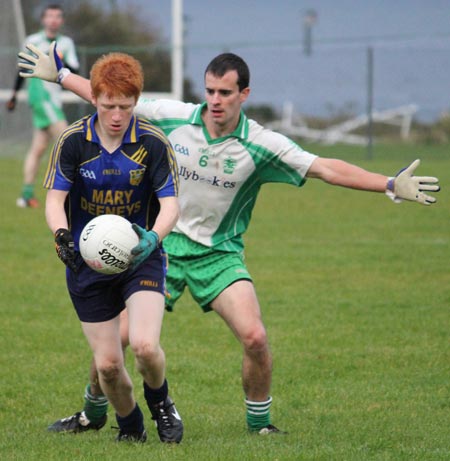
xmin=386 ymin=159 xmax=440 ymax=205
xmin=54 ymin=228 xmax=77 ymax=271
xmin=18 ymin=41 xmax=69 ymax=83
xmin=6 ymin=95 xmax=16 ymax=111
xmin=129 ymin=224 xmax=159 ymax=270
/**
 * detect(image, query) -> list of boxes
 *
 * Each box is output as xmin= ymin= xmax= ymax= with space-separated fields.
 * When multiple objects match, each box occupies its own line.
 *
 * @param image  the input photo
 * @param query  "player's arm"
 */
xmin=63 ymin=38 xmax=80 ymax=74
xmin=46 ymin=189 xmax=77 ymax=271
xmin=61 ymin=73 xmax=91 ymax=100
xmin=151 ymin=196 xmax=180 ymax=241
xmin=18 ymin=41 xmax=91 ymax=102
xmin=6 ymin=73 xmax=25 ymax=111
xmin=130 ymin=133 xmax=180 ymax=270
xmin=45 ymin=189 xmax=69 ymax=233
xmin=130 ymin=196 xmax=179 ymax=271
xmin=306 ymin=157 xmax=439 ymax=205
xmin=306 ymin=157 xmax=388 ymax=191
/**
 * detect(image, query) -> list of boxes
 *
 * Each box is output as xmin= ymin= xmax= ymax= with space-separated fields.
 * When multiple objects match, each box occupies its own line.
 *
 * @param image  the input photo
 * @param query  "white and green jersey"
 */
xmin=135 ymin=99 xmax=317 ymax=253
xmin=24 ymin=31 xmax=78 ymax=109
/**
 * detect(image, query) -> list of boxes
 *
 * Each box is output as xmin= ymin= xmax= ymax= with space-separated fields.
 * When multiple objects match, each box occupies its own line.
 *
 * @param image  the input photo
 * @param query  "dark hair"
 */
xmin=41 ymin=4 xmax=64 ymax=18
xmin=205 ymin=53 xmax=250 ymax=91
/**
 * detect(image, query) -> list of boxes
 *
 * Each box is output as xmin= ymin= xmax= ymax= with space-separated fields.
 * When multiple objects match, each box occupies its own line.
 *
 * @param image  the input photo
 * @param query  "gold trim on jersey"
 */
xmin=43 ymin=118 xmax=85 ymax=189
xmin=130 ymin=145 xmax=148 ymax=165
xmin=137 ymin=118 xmax=179 ymax=195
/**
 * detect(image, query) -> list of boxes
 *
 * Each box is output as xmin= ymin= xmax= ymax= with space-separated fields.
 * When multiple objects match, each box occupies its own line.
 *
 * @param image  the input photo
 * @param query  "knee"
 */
xmin=97 ymin=360 xmax=122 ymax=384
xmin=131 ymin=341 xmax=161 ymax=366
xmin=241 ymin=325 xmax=268 ymax=353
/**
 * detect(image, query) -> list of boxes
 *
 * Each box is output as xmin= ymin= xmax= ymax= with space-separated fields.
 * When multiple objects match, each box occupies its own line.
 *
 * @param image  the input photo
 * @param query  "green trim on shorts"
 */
xmin=164 ymin=232 xmax=252 ymax=312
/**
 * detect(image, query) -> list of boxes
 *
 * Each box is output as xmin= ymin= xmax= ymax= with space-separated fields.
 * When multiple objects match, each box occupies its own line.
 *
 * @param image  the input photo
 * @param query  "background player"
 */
xmin=43 ymin=52 xmax=182 ymax=443
xmin=7 ymin=4 xmax=78 ymax=208
xmin=19 ymin=45 xmax=440 ymax=435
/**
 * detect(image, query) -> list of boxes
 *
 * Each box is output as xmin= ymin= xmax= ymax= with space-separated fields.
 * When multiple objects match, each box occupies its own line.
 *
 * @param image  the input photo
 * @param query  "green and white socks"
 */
xmin=21 ymin=184 xmax=34 ymax=200
xmin=245 ymin=396 xmax=272 ymax=432
xmin=82 ymin=384 xmax=108 ymax=425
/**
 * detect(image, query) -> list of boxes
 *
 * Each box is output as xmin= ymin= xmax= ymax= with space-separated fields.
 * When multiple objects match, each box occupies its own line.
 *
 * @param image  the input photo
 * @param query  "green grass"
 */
xmin=1 ymin=143 xmax=449 ymax=460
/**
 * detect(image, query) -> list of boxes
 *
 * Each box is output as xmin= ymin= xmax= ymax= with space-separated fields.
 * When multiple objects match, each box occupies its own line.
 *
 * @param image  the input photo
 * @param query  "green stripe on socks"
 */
xmin=83 ymin=384 xmax=108 ymax=425
xmin=245 ymin=396 xmax=272 ymax=432
xmin=22 ymin=184 xmax=34 ymax=200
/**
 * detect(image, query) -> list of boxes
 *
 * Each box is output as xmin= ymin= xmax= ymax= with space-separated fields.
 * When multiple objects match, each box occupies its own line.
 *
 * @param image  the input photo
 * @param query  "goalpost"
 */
xmin=0 ymin=0 xmax=184 ymax=151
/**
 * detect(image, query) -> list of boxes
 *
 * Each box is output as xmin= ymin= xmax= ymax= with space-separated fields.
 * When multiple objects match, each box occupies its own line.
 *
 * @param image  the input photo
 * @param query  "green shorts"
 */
xmin=164 ymin=233 xmax=252 ymax=312
xmin=31 ymin=100 xmax=66 ymax=129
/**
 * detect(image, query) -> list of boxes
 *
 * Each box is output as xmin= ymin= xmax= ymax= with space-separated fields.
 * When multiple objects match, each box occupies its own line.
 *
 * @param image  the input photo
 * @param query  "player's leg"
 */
xmin=127 ymin=291 xmax=166 ymax=388
xmin=81 ymin=316 xmax=134 ymax=416
xmin=126 ymin=290 xmax=183 ymax=443
xmin=81 ymin=315 xmax=147 ymax=442
xmin=17 ymin=128 xmax=49 ymax=207
xmin=211 ymin=280 xmax=281 ymax=434
xmin=18 ymin=104 xmax=67 ymax=207
xmin=175 ymin=239 xmax=282 ymax=434
xmin=47 ymin=357 xmax=108 ymax=433
xmin=47 ymin=119 xmax=68 ymax=141
xmin=48 ymin=309 xmax=130 ymax=433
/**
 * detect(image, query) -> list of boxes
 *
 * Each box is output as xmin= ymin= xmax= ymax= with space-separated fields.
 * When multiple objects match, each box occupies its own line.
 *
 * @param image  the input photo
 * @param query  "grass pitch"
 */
xmin=1 ymin=143 xmax=449 ymax=460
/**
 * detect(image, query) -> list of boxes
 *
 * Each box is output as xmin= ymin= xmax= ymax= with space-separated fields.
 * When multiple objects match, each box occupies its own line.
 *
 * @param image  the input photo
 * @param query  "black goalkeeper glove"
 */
xmin=6 ymin=95 xmax=16 ymax=112
xmin=54 ymin=228 xmax=77 ymax=271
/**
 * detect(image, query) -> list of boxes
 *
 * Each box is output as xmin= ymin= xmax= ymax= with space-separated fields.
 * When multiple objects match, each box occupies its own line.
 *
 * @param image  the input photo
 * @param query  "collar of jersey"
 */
xmin=40 ymin=30 xmax=60 ymax=42
xmin=189 ymin=102 xmax=249 ymax=143
xmin=85 ymin=113 xmax=139 ymax=146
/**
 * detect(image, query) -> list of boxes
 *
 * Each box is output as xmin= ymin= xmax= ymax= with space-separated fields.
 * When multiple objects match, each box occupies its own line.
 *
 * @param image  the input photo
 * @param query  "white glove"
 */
xmin=386 ymin=159 xmax=439 ymax=205
xmin=18 ymin=41 xmax=70 ymax=83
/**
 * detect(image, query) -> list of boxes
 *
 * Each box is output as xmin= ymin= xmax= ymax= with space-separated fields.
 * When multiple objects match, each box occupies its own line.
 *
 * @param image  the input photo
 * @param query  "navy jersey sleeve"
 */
xmin=141 ymin=127 xmax=179 ymax=198
xmin=43 ymin=120 xmax=84 ymax=190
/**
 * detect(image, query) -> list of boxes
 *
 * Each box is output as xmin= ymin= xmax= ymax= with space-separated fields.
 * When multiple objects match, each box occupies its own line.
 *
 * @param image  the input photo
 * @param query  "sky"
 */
xmin=113 ymin=1 xmax=450 ymax=120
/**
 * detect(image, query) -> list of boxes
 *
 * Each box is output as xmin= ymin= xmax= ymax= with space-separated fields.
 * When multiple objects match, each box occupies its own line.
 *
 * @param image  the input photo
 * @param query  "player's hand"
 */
xmin=54 ymin=228 xmax=77 ymax=271
xmin=129 ymin=224 xmax=159 ymax=270
xmin=6 ymin=95 xmax=16 ymax=111
xmin=18 ymin=41 xmax=68 ymax=83
xmin=386 ymin=159 xmax=440 ymax=205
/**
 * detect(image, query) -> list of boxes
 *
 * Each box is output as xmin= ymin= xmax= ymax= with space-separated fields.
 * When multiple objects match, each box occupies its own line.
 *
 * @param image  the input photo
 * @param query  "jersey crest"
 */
xmin=129 ymin=168 xmax=146 ymax=186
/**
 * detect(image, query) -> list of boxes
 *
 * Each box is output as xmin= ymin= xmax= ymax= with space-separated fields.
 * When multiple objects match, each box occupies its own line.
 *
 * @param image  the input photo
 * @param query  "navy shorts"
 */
xmin=67 ymin=249 xmax=167 ymax=323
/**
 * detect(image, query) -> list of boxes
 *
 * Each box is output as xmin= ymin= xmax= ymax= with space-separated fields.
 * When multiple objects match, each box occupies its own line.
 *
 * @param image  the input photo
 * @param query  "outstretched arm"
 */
xmin=61 ymin=73 xmax=92 ymax=102
xmin=18 ymin=41 xmax=92 ymax=102
xmin=307 ymin=157 xmax=439 ymax=205
xmin=307 ymin=157 xmax=388 ymax=192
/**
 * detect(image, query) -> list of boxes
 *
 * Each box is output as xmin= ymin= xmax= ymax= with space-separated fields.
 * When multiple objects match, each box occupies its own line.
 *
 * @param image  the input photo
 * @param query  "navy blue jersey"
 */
xmin=44 ymin=114 xmax=178 ymax=250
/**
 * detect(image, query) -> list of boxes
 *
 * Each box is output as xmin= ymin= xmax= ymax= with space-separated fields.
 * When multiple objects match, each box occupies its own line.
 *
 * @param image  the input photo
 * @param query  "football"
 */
xmin=79 ymin=214 xmax=139 ymax=274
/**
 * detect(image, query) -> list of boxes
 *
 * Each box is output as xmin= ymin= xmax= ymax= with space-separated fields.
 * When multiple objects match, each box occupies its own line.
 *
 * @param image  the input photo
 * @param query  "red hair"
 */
xmin=90 ymin=53 xmax=144 ymax=101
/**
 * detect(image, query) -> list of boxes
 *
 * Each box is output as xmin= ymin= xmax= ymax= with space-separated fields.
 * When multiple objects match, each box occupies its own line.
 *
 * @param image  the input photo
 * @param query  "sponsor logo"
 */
xmin=80 ymin=189 xmax=141 ymax=217
xmin=178 ymin=166 xmax=235 ymax=189
xmin=97 ymin=248 xmax=128 ymax=270
xmin=103 ymin=168 xmax=121 ymax=175
xmin=174 ymin=143 xmax=190 ymax=156
xmin=171 ymin=407 xmax=182 ymax=421
xmin=102 ymin=239 xmax=129 ymax=259
xmin=140 ymin=280 xmax=159 ymax=288
xmin=129 ymin=168 xmax=145 ymax=186
xmin=80 ymin=168 xmax=96 ymax=179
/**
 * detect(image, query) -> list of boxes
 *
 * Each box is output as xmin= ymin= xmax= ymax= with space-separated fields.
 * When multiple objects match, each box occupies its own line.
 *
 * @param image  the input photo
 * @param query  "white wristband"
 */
xmin=57 ymin=67 xmax=71 ymax=84
xmin=385 ymin=177 xmax=402 ymax=203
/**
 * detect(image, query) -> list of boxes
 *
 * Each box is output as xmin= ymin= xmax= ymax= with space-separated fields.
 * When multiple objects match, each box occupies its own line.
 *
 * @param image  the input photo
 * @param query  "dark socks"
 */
xmin=115 ymin=403 xmax=144 ymax=434
xmin=143 ymin=379 xmax=169 ymax=406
